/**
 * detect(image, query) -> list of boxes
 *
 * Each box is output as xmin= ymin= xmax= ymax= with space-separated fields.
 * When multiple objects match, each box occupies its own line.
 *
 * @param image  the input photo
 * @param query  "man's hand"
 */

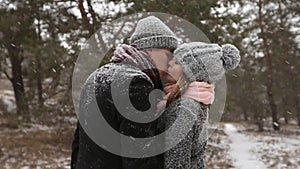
xmin=183 ymin=82 xmax=215 ymax=105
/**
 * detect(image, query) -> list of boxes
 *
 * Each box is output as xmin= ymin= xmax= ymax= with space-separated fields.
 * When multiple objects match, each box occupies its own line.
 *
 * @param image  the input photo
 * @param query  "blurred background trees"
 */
xmin=0 ymin=0 xmax=299 ymax=131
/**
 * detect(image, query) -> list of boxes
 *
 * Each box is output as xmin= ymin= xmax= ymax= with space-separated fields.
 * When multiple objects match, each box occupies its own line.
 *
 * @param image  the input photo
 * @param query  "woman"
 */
xmin=157 ymin=42 xmax=241 ymax=169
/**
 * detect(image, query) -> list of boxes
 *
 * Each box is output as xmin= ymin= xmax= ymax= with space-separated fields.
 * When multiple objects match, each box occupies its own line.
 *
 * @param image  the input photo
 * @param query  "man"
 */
xmin=71 ymin=16 xmax=214 ymax=169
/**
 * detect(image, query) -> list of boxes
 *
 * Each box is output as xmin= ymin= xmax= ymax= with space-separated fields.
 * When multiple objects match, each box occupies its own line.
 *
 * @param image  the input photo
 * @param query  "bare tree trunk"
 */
xmin=243 ymin=109 xmax=248 ymax=121
xmin=253 ymin=101 xmax=264 ymax=132
xmin=296 ymin=95 xmax=300 ymax=126
xmin=86 ymin=0 xmax=99 ymax=26
xmin=8 ymin=45 xmax=29 ymax=114
xmin=282 ymin=98 xmax=289 ymax=124
xmin=36 ymin=12 xmax=44 ymax=109
xmin=240 ymin=53 xmax=251 ymax=122
xmin=78 ymin=0 xmax=95 ymax=37
xmin=254 ymin=109 xmax=264 ymax=132
xmin=36 ymin=55 xmax=43 ymax=109
xmin=258 ymin=0 xmax=280 ymax=130
xmin=284 ymin=111 xmax=288 ymax=124
xmin=79 ymin=0 xmax=107 ymax=51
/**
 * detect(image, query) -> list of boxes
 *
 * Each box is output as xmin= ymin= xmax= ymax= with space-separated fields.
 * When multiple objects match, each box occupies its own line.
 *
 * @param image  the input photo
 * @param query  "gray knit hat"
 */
xmin=130 ymin=16 xmax=178 ymax=50
xmin=174 ymin=42 xmax=241 ymax=83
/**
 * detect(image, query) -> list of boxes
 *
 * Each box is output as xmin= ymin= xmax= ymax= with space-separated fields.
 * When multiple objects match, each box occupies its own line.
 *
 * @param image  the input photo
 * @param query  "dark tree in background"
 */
xmin=0 ymin=1 xmax=33 ymax=114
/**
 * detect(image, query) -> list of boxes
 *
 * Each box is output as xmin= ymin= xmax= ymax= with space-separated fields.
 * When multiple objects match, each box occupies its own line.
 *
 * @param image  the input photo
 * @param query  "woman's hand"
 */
xmin=164 ymin=83 xmax=176 ymax=93
xmin=183 ymin=82 xmax=215 ymax=105
xmin=156 ymin=93 xmax=170 ymax=113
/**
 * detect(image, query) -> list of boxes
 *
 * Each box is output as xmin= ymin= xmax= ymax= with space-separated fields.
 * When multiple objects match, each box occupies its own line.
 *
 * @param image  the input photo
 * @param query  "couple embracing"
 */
xmin=71 ymin=16 xmax=240 ymax=169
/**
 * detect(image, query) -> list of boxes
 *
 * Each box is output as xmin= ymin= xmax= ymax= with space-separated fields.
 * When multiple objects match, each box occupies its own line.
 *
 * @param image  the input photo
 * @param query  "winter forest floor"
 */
xmin=207 ymin=123 xmax=300 ymax=169
xmin=1 ymin=112 xmax=300 ymax=169
xmin=0 ymin=113 xmax=76 ymax=169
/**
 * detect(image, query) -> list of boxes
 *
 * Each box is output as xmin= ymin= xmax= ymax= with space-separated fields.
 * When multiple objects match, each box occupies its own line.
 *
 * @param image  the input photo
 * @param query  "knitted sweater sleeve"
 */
xmin=190 ymin=102 xmax=208 ymax=169
xmin=160 ymin=98 xmax=208 ymax=169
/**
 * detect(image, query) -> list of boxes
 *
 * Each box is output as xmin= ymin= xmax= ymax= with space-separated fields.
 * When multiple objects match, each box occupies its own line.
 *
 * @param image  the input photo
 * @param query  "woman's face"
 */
xmin=167 ymin=59 xmax=184 ymax=82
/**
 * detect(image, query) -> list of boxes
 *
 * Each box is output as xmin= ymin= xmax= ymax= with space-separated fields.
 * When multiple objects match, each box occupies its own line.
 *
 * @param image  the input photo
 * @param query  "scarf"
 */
xmin=110 ymin=44 xmax=163 ymax=90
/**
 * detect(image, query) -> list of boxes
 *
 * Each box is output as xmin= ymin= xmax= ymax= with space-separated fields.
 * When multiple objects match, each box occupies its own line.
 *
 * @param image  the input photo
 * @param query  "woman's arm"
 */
xmin=190 ymin=104 xmax=208 ymax=169
xmin=161 ymin=98 xmax=208 ymax=169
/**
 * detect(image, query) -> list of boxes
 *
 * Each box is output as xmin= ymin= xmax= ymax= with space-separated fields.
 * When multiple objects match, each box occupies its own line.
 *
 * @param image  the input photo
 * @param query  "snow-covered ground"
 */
xmin=224 ymin=123 xmax=266 ymax=169
xmin=223 ymin=123 xmax=300 ymax=169
xmin=247 ymin=128 xmax=300 ymax=168
xmin=0 ymin=114 xmax=75 ymax=169
xmin=0 ymin=89 xmax=16 ymax=113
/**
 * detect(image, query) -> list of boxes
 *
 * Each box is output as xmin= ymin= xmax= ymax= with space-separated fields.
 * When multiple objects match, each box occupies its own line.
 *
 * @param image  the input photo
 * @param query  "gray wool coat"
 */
xmin=157 ymin=97 xmax=208 ymax=169
xmin=72 ymin=62 xmax=165 ymax=169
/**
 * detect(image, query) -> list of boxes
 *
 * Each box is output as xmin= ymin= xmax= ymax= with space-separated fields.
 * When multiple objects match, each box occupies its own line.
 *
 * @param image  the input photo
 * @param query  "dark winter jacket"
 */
xmin=71 ymin=62 xmax=165 ymax=169
xmin=158 ymin=97 xmax=208 ymax=169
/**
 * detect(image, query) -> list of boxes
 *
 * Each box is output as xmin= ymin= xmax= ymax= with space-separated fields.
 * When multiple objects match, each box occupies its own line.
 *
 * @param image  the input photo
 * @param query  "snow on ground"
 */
xmin=0 ymin=89 xmax=16 ymax=113
xmin=205 ymin=127 xmax=234 ymax=168
xmin=224 ymin=123 xmax=267 ymax=169
xmin=246 ymin=128 xmax=300 ymax=168
xmin=0 ymin=113 xmax=74 ymax=169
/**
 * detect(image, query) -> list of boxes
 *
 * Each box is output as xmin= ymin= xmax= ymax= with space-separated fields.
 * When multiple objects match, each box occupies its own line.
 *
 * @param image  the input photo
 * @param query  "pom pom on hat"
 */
xmin=221 ymin=44 xmax=241 ymax=70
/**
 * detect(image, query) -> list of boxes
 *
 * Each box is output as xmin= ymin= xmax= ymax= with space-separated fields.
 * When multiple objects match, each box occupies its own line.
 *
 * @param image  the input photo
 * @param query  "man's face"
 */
xmin=147 ymin=48 xmax=173 ymax=77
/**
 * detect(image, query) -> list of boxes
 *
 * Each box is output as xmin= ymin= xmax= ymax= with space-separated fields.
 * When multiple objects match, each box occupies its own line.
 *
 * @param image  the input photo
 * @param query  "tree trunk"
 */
xmin=36 ymin=55 xmax=43 ymax=109
xmin=243 ymin=107 xmax=248 ymax=121
xmin=240 ymin=55 xmax=251 ymax=122
xmin=254 ymin=110 xmax=264 ymax=132
xmin=296 ymin=95 xmax=300 ymax=126
xmin=78 ymin=0 xmax=107 ymax=52
xmin=258 ymin=0 xmax=280 ymax=130
xmin=36 ymin=14 xmax=44 ymax=109
xmin=253 ymin=103 xmax=264 ymax=132
xmin=268 ymin=93 xmax=279 ymax=130
xmin=277 ymin=0 xmax=290 ymax=126
xmin=78 ymin=0 xmax=94 ymax=37
xmin=282 ymin=98 xmax=289 ymax=124
xmin=284 ymin=111 xmax=288 ymax=124
xmin=8 ymin=45 xmax=28 ymax=114
xmin=257 ymin=120 xmax=264 ymax=132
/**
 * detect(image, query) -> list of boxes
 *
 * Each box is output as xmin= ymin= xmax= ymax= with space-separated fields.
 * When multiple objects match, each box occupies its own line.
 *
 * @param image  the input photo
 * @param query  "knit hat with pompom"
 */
xmin=173 ymin=42 xmax=240 ymax=83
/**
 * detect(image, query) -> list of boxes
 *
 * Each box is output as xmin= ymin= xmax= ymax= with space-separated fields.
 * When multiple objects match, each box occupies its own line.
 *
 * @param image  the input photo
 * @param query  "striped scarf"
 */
xmin=110 ymin=44 xmax=163 ymax=90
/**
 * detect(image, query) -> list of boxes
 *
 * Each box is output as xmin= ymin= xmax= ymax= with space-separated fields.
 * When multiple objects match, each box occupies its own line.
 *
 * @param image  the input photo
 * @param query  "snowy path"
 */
xmin=224 ymin=123 xmax=266 ymax=169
